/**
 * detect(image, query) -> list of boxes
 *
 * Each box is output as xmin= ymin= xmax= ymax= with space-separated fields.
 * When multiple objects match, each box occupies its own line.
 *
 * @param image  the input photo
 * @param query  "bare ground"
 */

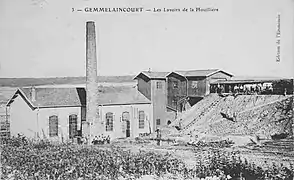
xmin=107 ymin=137 xmax=294 ymax=170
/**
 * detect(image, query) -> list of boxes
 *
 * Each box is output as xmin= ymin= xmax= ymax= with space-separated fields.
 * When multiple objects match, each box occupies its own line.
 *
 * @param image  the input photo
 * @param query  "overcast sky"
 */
xmin=0 ymin=0 xmax=293 ymax=78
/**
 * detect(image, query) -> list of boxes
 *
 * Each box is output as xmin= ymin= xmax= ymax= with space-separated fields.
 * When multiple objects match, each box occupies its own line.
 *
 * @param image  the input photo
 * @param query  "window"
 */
xmin=106 ymin=112 xmax=114 ymax=131
xmin=191 ymin=81 xmax=198 ymax=88
xmin=138 ymin=111 xmax=145 ymax=129
xmin=173 ymin=82 xmax=178 ymax=89
xmin=156 ymin=119 xmax=161 ymax=126
xmin=49 ymin=115 xmax=58 ymax=137
xmin=69 ymin=114 xmax=78 ymax=138
xmin=156 ymin=82 xmax=163 ymax=89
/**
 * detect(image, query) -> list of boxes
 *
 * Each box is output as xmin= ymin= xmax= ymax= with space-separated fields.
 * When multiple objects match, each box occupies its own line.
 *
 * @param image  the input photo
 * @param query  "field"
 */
xmin=0 ymin=76 xmax=135 ymax=87
xmin=1 ymin=137 xmax=294 ymax=180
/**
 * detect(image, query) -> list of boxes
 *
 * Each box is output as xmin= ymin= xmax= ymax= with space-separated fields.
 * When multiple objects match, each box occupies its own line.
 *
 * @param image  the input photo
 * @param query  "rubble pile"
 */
xmin=171 ymin=94 xmax=220 ymax=127
xmin=171 ymin=95 xmax=293 ymax=140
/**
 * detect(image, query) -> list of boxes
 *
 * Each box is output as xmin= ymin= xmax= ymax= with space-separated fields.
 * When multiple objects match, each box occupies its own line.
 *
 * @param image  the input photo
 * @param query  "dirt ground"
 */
xmin=107 ymin=137 xmax=294 ymax=170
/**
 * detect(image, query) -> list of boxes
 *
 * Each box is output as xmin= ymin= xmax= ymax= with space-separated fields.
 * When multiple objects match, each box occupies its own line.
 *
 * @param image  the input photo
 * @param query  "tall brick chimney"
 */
xmin=85 ymin=21 xmax=99 ymax=142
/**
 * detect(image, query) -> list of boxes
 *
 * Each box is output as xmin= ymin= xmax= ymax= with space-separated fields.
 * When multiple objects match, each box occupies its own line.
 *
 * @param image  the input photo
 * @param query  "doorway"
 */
xmin=122 ymin=112 xmax=130 ymax=138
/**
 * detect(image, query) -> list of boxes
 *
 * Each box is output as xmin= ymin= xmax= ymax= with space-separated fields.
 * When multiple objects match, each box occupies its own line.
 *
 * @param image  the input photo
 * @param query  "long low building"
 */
xmin=210 ymin=78 xmax=293 ymax=94
xmin=6 ymin=86 xmax=153 ymax=142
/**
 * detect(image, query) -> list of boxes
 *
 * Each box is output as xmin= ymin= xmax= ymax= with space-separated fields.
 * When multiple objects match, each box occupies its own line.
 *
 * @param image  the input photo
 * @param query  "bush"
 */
xmin=1 ymin=137 xmax=187 ymax=180
xmin=1 ymin=137 xmax=293 ymax=180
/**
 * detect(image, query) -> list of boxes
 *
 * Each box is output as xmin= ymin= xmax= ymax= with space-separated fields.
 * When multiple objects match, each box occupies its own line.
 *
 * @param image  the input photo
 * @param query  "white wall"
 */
xmin=38 ymin=106 xmax=81 ymax=142
xmin=9 ymin=94 xmax=82 ymax=141
xmin=9 ymin=93 xmax=152 ymax=141
xmin=92 ymin=103 xmax=153 ymax=140
xmin=9 ymin=95 xmax=37 ymax=138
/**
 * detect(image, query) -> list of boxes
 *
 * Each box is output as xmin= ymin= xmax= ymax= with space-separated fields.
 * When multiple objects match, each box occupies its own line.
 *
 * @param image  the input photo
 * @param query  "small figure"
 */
xmin=156 ymin=129 xmax=161 ymax=146
xmin=92 ymin=136 xmax=98 ymax=145
xmin=106 ymin=135 xmax=110 ymax=144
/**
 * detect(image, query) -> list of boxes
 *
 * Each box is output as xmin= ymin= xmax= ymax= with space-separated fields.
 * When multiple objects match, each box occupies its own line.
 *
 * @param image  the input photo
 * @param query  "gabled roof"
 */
xmin=174 ymin=69 xmax=233 ymax=77
xmin=134 ymin=69 xmax=233 ymax=80
xmin=6 ymin=86 xmax=151 ymax=109
xmin=16 ymin=88 xmax=85 ymax=108
xmin=134 ymin=71 xmax=169 ymax=80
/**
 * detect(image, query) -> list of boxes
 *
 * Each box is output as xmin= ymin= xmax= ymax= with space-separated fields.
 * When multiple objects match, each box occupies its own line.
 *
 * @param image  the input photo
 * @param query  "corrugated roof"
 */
xmin=15 ymin=86 xmax=150 ymax=108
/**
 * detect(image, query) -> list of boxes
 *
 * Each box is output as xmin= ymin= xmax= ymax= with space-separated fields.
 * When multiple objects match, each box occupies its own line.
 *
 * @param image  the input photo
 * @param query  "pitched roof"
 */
xmin=134 ymin=71 xmax=169 ymax=80
xmin=175 ymin=69 xmax=233 ymax=77
xmin=135 ymin=69 xmax=233 ymax=80
xmin=20 ymin=88 xmax=85 ymax=108
xmin=7 ymin=86 xmax=150 ymax=109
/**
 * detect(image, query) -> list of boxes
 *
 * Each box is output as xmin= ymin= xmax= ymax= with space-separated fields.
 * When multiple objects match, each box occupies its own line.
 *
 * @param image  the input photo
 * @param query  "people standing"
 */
xmin=156 ymin=129 xmax=161 ymax=146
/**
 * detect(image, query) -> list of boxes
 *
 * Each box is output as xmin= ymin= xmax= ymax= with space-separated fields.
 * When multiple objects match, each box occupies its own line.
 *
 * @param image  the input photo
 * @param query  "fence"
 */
xmin=0 ymin=115 xmax=10 ymax=138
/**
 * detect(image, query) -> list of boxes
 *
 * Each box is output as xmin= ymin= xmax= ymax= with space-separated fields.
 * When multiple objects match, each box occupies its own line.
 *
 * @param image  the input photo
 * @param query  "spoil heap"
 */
xmin=166 ymin=94 xmax=293 ymax=141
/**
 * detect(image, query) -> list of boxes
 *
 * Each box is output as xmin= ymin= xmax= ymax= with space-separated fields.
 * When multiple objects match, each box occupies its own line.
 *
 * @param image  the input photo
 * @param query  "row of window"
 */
xmin=105 ymin=111 xmax=146 ymax=131
xmin=49 ymin=114 xmax=78 ymax=138
xmin=48 ymin=111 xmax=147 ymax=136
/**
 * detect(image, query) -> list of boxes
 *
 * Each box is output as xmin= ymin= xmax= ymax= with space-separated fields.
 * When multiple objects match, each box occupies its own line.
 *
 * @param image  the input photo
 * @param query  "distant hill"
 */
xmin=0 ymin=76 xmax=135 ymax=87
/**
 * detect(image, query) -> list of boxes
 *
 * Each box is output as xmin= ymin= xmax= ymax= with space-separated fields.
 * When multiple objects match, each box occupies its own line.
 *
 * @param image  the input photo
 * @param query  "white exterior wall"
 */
xmin=38 ymin=107 xmax=81 ymax=142
xmin=9 ymin=94 xmax=152 ymax=141
xmin=9 ymin=95 xmax=37 ymax=138
xmin=94 ymin=103 xmax=153 ymax=140
xmin=9 ymin=95 xmax=82 ymax=141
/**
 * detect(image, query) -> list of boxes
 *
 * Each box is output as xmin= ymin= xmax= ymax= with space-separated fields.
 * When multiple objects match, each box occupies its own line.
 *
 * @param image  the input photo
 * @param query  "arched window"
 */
xmin=138 ymin=111 xmax=145 ymax=129
xmin=49 ymin=115 xmax=58 ymax=137
xmin=106 ymin=112 xmax=113 ymax=131
xmin=69 ymin=114 xmax=78 ymax=138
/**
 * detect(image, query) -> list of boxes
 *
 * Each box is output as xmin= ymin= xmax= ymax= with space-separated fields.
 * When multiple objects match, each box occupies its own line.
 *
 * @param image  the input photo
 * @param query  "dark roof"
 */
xmin=7 ymin=86 xmax=150 ymax=108
xmin=20 ymin=88 xmax=85 ymax=107
xmin=134 ymin=71 xmax=169 ymax=80
xmin=175 ymin=69 xmax=233 ymax=77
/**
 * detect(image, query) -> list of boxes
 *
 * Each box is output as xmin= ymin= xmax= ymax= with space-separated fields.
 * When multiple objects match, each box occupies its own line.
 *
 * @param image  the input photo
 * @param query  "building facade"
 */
xmin=135 ymin=69 xmax=233 ymax=124
xmin=134 ymin=71 xmax=169 ymax=129
xmin=166 ymin=69 xmax=233 ymax=112
xmin=6 ymin=86 xmax=153 ymax=142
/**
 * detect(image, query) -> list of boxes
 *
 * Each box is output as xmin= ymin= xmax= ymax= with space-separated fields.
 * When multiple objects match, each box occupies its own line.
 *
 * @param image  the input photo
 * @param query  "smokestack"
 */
xmin=85 ymin=21 xmax=99 ymax=140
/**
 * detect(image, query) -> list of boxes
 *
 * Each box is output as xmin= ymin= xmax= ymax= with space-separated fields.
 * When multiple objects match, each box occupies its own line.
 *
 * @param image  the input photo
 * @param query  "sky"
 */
xmin=0 ymin=0 xmax=293 ymax=78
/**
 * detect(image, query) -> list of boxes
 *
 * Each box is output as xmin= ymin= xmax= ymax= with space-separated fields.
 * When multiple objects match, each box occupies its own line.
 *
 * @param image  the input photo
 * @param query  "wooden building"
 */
xmin=134 ymin=71 xmax=169 ymax=129
xmin=135 ymin=69 xmax=233 ymax=124
xmin=166 ymin=69 xmax=233 ymax=112
xmin=210 ymin=78 xmax=293 ymax=95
